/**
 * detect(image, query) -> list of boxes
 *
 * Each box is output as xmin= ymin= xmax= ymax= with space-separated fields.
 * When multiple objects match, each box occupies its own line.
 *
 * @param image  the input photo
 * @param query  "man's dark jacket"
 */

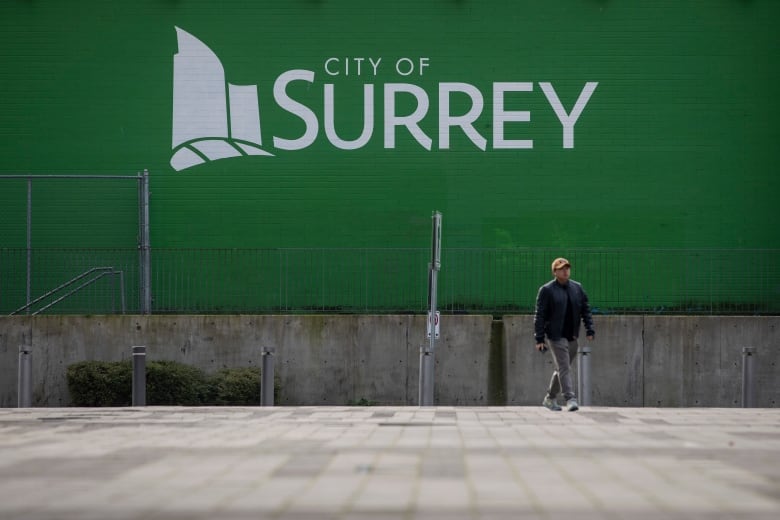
xmin=534 ymin=279 xmax=595 ymax=343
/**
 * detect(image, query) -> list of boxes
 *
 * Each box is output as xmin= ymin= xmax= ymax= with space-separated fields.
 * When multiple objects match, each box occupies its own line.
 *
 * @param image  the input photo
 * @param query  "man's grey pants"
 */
xmin=546 ymin=338 xmax=579 ymax=401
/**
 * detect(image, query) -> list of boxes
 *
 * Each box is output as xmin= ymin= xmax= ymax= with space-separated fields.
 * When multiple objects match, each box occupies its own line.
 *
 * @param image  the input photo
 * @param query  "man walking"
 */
xmin=534 ymin=257 xmax=595 ymax=412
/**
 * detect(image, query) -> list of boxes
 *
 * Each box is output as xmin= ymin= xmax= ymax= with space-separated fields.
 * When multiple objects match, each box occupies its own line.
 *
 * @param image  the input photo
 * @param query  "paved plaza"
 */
xmin=0 ymin=406 xmax=779 ymax=519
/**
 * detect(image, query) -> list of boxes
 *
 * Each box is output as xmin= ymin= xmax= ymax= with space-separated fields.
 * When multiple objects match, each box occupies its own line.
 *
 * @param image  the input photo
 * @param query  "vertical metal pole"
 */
xmin=578 ymin=345 xmax=592 ymax=406
xmin=261 ymin=347 xmax=275 ymax=406
xmin=419 ymin=346 xmax=435 ymax=406
xmin=419 ymin=270 xmax=437 ymax=406
xmin=132 ymin=346 xmax=146 ymax=406
xmin=138 ymin=173 xmax=144 ymax=312
xmin=741 ymin=347 xmax=756 ymax=408
xmin=26 ymin=177 xmax=32 ymax=314
xmin=140 ymin=170 xmax=151 ymax=314
xmin=18 ymin=345 xmax=32 ymax=408
xmin=420 ymin=211 xmax=441 ymax=407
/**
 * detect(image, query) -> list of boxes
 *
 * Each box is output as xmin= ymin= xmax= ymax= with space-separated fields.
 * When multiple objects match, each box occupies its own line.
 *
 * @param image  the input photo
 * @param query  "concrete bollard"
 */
xmin=741 ymin=347 xmax=756 ymax=408
xmin=18 ymin=345 xmax=32 ymax=408
xmin=418 ymin=346 xmax=435 ymax=406
xmin=578 ymin=345 xmax=592 ymax=406
xmin=132 ymin=346 xmax=146 ymax=406
xmin=261 ymin=347 xmax=275 ymax=406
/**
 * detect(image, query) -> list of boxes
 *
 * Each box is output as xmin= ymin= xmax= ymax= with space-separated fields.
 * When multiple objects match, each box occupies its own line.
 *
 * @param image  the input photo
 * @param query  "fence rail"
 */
xmin=10 ymin=266 xmax=125 ymax=316
xmin=2 ymin=248 xmax=778 ymax=315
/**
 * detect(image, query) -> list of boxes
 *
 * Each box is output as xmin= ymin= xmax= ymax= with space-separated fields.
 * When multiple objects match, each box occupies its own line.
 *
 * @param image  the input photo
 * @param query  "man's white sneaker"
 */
xmin=566 ymin=399 xmax=579 ymax=412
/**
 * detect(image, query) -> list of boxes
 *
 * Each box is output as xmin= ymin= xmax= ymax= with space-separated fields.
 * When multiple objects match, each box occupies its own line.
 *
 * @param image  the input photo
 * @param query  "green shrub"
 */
xmin=67 ymin=360 xmax=278 ymax=406
xmin=67 ymin=360 xmax=131 ymax=406
xmin=146 ymin=360 xmax=209 ymax=406
xmin=348 ymin=397 xmax=378 ymax=406
xmin=207 ymin=367 xmax=261 ymax=405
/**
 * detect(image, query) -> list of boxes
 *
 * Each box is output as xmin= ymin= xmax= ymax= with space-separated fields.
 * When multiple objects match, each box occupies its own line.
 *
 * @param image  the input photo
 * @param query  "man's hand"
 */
xmin=536 ymin=342 xmax=547 ymax=352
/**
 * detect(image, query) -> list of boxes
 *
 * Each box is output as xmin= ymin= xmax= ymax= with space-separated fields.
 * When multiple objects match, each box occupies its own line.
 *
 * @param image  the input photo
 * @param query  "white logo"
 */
xmin=171 ymin=28 xmax=598 ymax=171
xmin=171 ymin=27 xmax=272 ymax=171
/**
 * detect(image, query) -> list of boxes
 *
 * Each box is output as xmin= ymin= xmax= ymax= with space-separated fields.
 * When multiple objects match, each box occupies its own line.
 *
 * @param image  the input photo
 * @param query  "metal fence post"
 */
xmin=578 ymin=345 xmax=592 ymax=406
xmin=139 ymin=169 xmax=152 ymax=315
xmin=420 ymin=211 xmax=442 ymax=407
xmin=741 ymin=347 xmax=756 ymax=408
xmin=18 ymin=345 xmax=32 ymax=408
xmin=261 ymin=347 xmax=275 ymax=406
xmin=26 ymin=177 xmax=32 ymax=314
xmin=132 ymin=346 xmax=146 ymax=406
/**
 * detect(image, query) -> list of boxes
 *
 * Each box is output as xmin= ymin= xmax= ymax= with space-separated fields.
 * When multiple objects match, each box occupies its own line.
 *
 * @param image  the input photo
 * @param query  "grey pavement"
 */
xmin=0 ymin=406 xmax=779 ymax=520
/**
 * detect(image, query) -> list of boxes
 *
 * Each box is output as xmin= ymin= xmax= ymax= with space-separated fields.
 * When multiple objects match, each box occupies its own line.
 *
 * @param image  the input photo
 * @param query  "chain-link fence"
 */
xmin=0 ymin=173 xmax=150 ymax=315
xmin=2 ymin=247 xmax=778 ymax=315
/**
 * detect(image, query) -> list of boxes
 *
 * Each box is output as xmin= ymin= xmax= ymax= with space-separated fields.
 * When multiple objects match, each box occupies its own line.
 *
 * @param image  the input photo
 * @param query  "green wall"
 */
xmin=1 ymin=1 xmax=778 ymax=312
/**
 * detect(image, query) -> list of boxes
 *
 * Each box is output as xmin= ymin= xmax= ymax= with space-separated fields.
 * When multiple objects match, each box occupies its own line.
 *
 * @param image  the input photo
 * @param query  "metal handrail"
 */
xmin=10 ymin=267 xmax=125 ymax=316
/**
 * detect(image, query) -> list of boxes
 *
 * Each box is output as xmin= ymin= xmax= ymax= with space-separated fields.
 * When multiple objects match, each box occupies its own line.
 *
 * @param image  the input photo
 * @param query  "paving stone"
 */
xmin=0 ymin=406 xmax=779 ymax=519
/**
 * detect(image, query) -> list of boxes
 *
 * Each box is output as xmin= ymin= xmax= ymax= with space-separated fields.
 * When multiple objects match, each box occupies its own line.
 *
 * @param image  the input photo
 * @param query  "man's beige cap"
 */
xmin=551 ymin=257 xmax=571 ymax=272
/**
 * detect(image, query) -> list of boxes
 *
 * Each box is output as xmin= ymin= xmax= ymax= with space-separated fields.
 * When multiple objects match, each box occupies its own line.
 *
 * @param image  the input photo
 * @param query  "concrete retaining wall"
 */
xmin=1 ymin=315 xmax=777 ymax=407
